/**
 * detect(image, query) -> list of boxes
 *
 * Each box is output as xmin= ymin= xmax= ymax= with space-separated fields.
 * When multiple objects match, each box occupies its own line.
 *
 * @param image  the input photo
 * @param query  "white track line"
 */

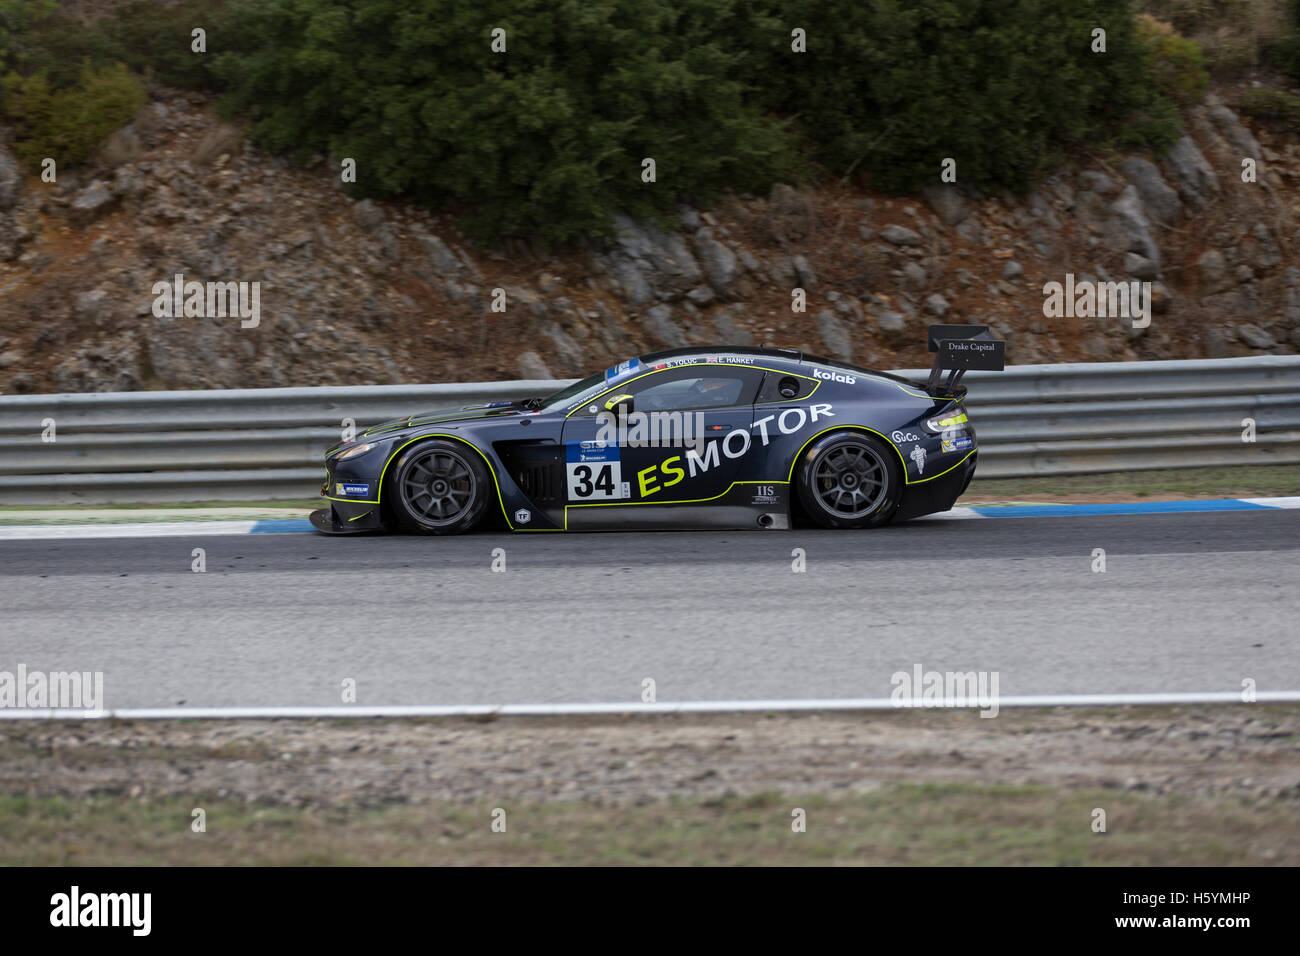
xmin=1 ymin=691 xmax=1297 ymax=720
xmin=2 ymin=497 xmax=1296 ymax=539
xmin=915 ymin=506 xmax=984 ymax=519
xmin=0 ymin=521 xmax=261 ymax=539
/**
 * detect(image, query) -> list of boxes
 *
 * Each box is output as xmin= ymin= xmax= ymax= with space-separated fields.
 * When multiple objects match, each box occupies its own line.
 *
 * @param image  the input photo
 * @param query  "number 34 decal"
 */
xmin=567 ymin=462 xmax=624 ymax=500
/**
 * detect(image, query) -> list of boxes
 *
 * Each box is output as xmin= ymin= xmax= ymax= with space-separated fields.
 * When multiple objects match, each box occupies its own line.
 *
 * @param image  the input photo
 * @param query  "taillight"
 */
xmin=925 ymin=408 xmax=968 ymax=432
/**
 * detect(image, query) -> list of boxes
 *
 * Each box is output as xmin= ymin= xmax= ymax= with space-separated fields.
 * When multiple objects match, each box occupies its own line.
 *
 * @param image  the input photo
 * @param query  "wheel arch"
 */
xmin=377 ymin=433 xmax=517 ymax=530
xmin=785 ymin=424 xmax=909 ymax=484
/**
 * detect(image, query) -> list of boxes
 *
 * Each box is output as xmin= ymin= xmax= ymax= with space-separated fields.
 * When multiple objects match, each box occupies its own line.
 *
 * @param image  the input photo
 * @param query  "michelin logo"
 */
xmin=941 ymin=436 xmax=973 ymax=453
xmin=336 ymin=482 xmax=370 ymax=497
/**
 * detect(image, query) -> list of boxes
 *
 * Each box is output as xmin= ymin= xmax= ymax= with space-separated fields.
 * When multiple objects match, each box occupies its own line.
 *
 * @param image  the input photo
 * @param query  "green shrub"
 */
xmin=1236 ymin=87 xmax=1300 ymax=128
xmin=1136 ymin=15 xmax=1209 ymax=103
xmin=0 ymin=0 xmax=248 ymax=91
xmin=0 ymin=0 xmax=134 ymax=90
xmin=1264 ymin=0 xmax=1300 ymax=79
xmin=1 ymin=62 xmax=147 ymax=168
xmin=212 ymin=0 xmax=796 ymax=243
xmin=91 ymin=0 xmax=254 ymax=90
xmin=1139 ymin=0 xmax=1300 ymax=76
xmin=0 ymin=0 xmax=1198 ymax=241
xmin=747 ymin=0 xmax=1183 ymax=193
xmin=0 ymin=0 xmax=58 ymax=76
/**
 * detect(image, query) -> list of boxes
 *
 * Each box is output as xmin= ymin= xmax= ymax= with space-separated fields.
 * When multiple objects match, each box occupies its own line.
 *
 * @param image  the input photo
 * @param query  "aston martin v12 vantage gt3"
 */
xmin=309 ymin=325 xmax=1004 ymax=534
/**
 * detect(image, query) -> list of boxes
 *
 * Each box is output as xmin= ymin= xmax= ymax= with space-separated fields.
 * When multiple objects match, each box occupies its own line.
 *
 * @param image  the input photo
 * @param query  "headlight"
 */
xmin=925 ymin=410 xmax=968 ymax=432
xmin=332 ymin=441 xmax=377 ymax=461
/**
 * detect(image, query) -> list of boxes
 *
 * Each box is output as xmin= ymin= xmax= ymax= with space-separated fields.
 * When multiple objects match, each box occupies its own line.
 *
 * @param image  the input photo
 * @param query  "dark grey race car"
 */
xmin=309 ymin=325 xmax=1004 ymax=535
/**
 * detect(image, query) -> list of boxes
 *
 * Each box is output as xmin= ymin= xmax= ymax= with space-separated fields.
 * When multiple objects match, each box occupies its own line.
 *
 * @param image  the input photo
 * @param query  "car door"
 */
xmin=559 ymin=362 xmax=764 ymax=528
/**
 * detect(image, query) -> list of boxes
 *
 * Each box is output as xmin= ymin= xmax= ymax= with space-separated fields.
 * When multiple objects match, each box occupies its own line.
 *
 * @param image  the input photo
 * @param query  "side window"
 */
xmin=633 ymin=368 xmax=762 ymax=411
xmin=569 ymin=365 xmax=763 ymax=416
xmin=635 ymin=376 xmax=736 ymax=411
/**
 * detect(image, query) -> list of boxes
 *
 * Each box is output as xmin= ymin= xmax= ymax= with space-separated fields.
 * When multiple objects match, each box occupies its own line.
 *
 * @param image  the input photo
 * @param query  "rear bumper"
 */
xmin=893 ymin=452 xmax=978 ymax=522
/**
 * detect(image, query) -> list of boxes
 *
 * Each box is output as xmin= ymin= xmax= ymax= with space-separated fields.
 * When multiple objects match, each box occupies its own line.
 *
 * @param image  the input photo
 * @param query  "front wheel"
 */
xmin=794 ymin=432 xmax=902 ymax=529
xmin=389 ymin=440 xmax=491 ymax=534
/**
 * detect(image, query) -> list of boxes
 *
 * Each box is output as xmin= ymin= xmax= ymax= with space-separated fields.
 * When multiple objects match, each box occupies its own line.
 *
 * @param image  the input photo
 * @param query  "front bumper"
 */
xmin=314 ymin=447 xmax=389 ymax=533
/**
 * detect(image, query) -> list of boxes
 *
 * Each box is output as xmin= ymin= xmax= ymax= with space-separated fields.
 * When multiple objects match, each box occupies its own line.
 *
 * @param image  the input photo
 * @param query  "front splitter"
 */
xmin=309 ymin=507 xmax=379 ymax=535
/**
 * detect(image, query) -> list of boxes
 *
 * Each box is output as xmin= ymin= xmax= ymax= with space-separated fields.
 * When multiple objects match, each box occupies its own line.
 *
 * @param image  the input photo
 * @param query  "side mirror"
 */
xmin=603 ymin=392 xmax=635 ymax=415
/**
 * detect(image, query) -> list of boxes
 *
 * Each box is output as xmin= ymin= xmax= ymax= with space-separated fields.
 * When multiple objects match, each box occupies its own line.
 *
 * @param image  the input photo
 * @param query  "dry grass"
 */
xmin=2 ymin=785 xmax=1293 ymax=866
xmin=1 ymin=705 xmax=1296 ymax=865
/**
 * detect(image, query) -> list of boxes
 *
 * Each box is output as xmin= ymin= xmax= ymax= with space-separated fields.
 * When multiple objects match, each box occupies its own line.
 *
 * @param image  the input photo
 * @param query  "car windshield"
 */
xmin=538 ymin=370 xmax=608 ymax=411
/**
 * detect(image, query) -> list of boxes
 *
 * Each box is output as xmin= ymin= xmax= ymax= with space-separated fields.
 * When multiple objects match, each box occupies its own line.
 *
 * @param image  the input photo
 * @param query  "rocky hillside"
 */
xmin=0 ymin=84 xmax=1298 ymax=394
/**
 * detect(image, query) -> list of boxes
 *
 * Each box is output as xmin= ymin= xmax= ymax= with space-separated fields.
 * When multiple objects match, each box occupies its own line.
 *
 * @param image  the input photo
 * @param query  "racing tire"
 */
xmin=389 ymin=439 xmax=491 ymax=535
xmin=794 ymin=431 xmax=903 ymax=529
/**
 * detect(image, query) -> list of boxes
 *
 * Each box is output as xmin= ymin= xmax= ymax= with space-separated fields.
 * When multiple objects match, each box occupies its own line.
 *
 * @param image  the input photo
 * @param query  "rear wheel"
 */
xmin=795 ymin=432 xmax=902 ymax=529
xmin=390 ymin=440 xmax=490 ymax=534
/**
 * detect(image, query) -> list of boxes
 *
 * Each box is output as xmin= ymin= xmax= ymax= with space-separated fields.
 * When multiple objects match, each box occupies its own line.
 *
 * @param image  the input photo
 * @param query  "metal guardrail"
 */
xmin=0 ymin=358 xmax=1295 ymax=504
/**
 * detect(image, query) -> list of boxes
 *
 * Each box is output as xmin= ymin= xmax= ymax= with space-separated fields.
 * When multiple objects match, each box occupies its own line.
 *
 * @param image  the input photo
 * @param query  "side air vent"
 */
xmin=514 ymin=464 xmax=561 ymax=503
xmin=495 ymin=441 xmax=564 ymax=505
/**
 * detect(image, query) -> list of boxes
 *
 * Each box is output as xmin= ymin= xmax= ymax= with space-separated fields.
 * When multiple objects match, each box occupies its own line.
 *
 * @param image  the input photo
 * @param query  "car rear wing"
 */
xmin=924 ymin=324 xmax=1005 ymax=395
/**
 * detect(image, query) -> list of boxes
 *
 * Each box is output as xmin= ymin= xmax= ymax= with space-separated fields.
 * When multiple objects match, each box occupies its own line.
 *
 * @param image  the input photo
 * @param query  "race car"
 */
xmin=309 ymin=325 xmax=1004 ymax=535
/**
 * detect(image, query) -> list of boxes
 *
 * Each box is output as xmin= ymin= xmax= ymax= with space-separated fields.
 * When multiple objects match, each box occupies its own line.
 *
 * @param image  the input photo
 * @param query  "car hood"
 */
xmin=361 ymin=400 xmax=531 ymax=437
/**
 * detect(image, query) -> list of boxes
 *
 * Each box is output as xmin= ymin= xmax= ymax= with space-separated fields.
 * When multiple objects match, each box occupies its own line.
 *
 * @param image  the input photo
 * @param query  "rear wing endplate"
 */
xmin=926 ymin=324 xmax=1005 ymax=392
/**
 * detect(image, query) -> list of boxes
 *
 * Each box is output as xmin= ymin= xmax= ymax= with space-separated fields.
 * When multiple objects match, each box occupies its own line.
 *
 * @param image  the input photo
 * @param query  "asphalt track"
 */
xmin=1 ymin=509 xmax=1297 ymax=709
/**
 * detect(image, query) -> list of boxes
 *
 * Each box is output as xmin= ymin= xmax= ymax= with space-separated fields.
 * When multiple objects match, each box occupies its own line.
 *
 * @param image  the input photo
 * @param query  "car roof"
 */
xmin=636 ymin=346 xmax=926 ymax=391
xmin=637 ymin=345 xmax=804 ymax=365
